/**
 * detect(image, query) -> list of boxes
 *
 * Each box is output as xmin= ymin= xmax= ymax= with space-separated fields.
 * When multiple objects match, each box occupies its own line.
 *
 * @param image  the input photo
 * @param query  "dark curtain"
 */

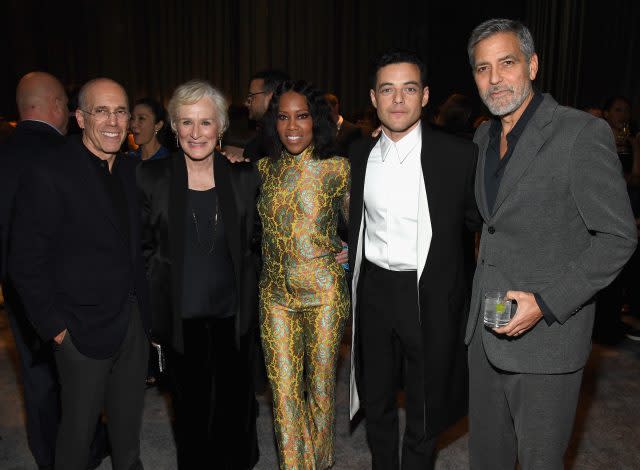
xmin=527 ymin=0 xmax=640 ymax=115
xmin=578 ymin=0 xmax=640 ymax=116
xmin=526 ymin=0 xmax=586 ymax=106
xmin=2 ymin=0 xmax=638 ymax=121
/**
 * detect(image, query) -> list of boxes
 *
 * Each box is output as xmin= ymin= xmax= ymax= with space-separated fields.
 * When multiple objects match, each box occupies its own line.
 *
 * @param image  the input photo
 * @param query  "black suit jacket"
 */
xmin=137 ymin=151 xmax=261 ymax=354
xmin=336 ymin=119 xmax=363 ymax=157
xmin=0 ymin=120 xmax=66 ymax=357
xmin=9 ymin=136 xmax=151 ymax=359
xmin=0 ymin=121 xmax=65 ymax=279
xmin=348 ymin=122 xmax=481 ymax=437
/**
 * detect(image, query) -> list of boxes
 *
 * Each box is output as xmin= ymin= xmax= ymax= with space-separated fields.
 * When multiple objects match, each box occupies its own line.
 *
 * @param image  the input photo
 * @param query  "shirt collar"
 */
xmin=81 ymin=140 xmax=118 ymax=173
xmin=22 ymin=119 xmax=64 ymax=136
xmin=379 ymin=121 xmax=422 ymax=163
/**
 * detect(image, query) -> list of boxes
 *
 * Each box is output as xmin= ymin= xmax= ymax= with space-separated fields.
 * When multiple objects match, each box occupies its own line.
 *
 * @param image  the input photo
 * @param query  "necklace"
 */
xmin=191 ymin=198 xmax=218 ymax=255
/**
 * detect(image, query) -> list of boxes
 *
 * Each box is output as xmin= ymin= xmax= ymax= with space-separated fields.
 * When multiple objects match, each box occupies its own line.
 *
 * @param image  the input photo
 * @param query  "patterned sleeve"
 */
xmin=336 ymin=157 xmax=350 ymax=223
xmin=335 ymin=156 xmax=350 ymax=197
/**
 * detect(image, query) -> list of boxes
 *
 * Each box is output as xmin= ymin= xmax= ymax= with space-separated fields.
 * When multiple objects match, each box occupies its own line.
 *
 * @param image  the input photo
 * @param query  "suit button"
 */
xmin=488 ymin=226 xmax=495 ymax=234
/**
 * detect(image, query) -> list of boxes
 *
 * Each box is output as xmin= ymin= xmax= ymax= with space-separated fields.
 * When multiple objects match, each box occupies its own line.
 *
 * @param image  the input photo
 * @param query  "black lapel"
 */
xmin=117 ymin=158 xmax=141 ymax=261
xmin=348 ymin=136 xmax=378 ymax=265
xmin=420 ymin=123 xmax=442 ymax=259
xmin=473 ymin=124 xmax=492 ymax=221
xmin=169 ymin=152 xmax=188 ymax=287
xmin=214 ymin=153 xmax=242 ymax=273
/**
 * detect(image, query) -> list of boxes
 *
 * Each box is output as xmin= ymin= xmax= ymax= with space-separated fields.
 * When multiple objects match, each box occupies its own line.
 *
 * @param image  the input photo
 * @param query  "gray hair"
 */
xmin=167 ymin=79 xmax=229 ymax=133
xmin=467 ymin=19 xmax=536 ymax=68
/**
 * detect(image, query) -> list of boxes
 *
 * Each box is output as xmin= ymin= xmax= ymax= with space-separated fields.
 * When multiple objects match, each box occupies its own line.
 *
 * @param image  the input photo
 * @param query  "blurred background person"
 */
xmin=595 ymin=95 xmax=640 ymax=343
xmin=603 ymin=96 xmax=633 ymax=170
xmin=129 ymin=98 xmax=171 ymax=162
xmin=583 ymin=105 xmax=603 ymax=119
xmin=223 ymin=69 xmax=289 ymax=161
xmin=137 ymin=80 xmax=260 ymax=469
xmin=325 ymin=92 xmax=363 ymax=155
xmin=432 ymin=93 xmax=474 ymax=139
xmin=258 ymin=80 xmax=350 ymax=469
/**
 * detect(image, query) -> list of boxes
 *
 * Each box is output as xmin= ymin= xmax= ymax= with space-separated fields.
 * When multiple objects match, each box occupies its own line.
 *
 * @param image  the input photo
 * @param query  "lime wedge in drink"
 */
xmin=496 ymin=303 xmax=506 ymax=313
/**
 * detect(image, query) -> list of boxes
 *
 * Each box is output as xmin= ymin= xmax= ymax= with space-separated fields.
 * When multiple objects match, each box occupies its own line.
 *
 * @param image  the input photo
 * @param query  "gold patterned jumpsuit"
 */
xmin=257 ymin=146 xmax=350 ymax=470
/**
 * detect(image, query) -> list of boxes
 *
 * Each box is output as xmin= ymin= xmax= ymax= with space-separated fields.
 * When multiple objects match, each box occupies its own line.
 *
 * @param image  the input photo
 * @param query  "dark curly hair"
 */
xmin=263 ymin=80 xmax=337 ymax=160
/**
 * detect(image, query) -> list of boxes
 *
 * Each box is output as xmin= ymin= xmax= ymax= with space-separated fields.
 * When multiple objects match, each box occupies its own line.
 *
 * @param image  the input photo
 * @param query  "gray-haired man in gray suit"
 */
xmin=465 ymin=19 xmax=637 ymax=470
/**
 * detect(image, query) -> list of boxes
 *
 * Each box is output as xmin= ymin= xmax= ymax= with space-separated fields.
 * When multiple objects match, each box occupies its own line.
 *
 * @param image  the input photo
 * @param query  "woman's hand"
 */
xmin=221 ymin=145 xmax=250 ymax=163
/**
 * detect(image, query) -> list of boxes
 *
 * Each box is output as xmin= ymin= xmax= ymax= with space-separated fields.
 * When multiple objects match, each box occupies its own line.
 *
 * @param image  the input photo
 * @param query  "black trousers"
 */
xmin=5 ymin=288 xmax=59 ymax=468
xmin=167 ymin=316 xmax=259 ymax=470
xmin=359 ymin=261 xmax=436 ymax=470
xmin=5 ymin=280 xmax=109 ymax=470
xmin=54 ymin=300 xmax=147 ymax=470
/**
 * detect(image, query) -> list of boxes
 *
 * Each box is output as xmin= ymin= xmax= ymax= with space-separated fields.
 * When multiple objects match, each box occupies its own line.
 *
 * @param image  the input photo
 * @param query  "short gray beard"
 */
xmin=482 ymin=80 xmax=532 ymax=117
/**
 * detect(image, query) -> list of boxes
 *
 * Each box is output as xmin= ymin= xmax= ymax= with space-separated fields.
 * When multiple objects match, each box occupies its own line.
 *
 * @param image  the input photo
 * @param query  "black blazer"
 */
xmin=336 ymin=119 xmax=363 ymax=156
xmin=348 ymin=122 xmax=481 ymax=437
xmin=0 ymin=120 xmax=66 ymax=357
xmin=0 ymin=120 xmax=65 ymax=279
xmin=8 ymin=136 xmax=151 ymax=359
xmin=137 ymin=151 xmax=261 ymax=354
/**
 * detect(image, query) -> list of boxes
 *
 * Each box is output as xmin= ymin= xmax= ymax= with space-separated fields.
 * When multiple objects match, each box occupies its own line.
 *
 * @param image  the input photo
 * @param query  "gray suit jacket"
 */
xmin=465 ymin=94 xmax=637 ymax=374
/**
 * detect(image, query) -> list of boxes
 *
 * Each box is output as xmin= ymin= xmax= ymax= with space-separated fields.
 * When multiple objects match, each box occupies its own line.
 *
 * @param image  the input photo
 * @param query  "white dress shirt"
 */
xmin=363 ymin=123 xmax=426 ymax=271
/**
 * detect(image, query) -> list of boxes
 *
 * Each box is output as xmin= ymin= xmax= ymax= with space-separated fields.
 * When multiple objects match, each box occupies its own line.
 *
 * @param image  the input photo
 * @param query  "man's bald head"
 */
xmin=16 ymin=72 xmax=69 ymax=135
xmin=77 ymin=78 xmax=128 ymax=112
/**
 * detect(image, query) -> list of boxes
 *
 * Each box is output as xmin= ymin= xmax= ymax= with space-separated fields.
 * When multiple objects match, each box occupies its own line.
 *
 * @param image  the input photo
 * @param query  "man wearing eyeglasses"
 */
xmin=224 ymin=69 xmax=289 ymax=162
xmin=9 ymin=78 xmax=151 ymax=470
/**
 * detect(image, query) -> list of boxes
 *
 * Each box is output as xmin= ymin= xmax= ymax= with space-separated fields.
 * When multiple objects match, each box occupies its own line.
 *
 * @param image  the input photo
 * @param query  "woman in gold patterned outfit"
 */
xmin=257 ymin=80 xmax=350 ymax=469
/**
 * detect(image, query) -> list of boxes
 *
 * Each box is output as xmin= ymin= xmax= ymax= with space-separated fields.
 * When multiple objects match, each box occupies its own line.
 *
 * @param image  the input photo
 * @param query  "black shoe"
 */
xmin=625 ymin=327 xmax=640 ymax=341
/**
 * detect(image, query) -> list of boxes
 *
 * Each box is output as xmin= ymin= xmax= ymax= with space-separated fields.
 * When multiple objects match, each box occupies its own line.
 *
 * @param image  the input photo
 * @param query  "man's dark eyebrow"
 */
xmin=377 ymin=80 xmax=421 ymax=89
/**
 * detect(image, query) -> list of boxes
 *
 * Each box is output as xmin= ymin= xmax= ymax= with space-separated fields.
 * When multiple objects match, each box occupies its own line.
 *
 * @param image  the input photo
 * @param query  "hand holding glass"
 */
xmin=483 ymin=291 xmax=514 ymax=328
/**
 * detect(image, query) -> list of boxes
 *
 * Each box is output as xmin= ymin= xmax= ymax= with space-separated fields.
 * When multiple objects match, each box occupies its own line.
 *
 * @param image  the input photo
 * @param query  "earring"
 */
xmin=175 ymin=133 xmax=180 ymax=148
xmin=218 ymin=133 xmax=223 ymax=148
xmin=154 ymin=129 xmax=159 ymax=135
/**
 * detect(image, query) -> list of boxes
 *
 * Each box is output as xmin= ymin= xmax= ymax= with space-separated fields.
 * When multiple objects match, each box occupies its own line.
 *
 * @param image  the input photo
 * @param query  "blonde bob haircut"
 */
xmin=167 ymin=79 xmax=229 ymax=134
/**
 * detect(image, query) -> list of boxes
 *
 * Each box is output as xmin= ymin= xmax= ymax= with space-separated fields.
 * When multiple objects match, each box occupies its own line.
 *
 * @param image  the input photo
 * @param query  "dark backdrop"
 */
xmin=2 ymin=0 xmax=638 ymax=122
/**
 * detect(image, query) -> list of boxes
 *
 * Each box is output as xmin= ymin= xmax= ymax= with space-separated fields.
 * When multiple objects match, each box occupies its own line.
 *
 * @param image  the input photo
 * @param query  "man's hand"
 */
xmin=493 ymin=290 xmax=543 ymax=337
xmin=335 ymin=242 xmax=348 ymax=265
xmin=53 ymin=329 xmax=67 ymax=345
xmin=221 ymin=145 xmax=250 ymax=163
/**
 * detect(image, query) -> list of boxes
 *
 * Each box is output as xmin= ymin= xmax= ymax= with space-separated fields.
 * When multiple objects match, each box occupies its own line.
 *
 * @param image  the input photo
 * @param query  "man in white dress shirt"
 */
xmin=347 ymin=50 xmax=480 ymax=469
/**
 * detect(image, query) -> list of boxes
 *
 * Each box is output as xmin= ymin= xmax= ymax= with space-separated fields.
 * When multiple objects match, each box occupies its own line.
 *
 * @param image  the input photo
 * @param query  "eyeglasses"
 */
xmin=245 ymin=91 xmax=265 ymax=104
xmin=81 ymin=108 xmax=131 ymax=122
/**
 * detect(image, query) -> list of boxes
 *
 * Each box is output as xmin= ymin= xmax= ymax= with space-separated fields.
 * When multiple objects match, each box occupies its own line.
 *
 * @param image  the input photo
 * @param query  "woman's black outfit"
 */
xmin=137 ymin=151 xmax=261 ymax=469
